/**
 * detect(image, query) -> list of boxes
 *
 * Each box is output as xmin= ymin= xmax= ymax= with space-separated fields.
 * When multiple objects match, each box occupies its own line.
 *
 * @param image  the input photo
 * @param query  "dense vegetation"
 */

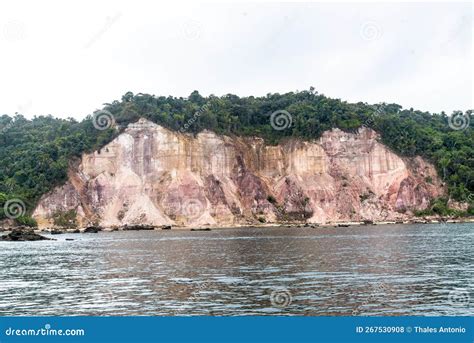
xmin=1 ymin=89 xmax=473 ymax=224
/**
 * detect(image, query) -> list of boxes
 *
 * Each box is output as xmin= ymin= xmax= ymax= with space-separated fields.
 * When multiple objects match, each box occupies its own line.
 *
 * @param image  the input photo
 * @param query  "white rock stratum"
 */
xmin=33 ymin=118 xmax=445 ymax=228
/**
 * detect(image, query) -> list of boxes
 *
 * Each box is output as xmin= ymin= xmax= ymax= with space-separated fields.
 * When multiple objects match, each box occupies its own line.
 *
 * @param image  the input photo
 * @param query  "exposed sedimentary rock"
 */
xmin=33 ymin=119 xmax=445 ymax=228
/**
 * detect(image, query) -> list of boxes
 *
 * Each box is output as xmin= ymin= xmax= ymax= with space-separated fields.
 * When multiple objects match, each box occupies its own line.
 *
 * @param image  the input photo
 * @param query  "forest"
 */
xmin=1 ymin=88 xmax=473 ymax=225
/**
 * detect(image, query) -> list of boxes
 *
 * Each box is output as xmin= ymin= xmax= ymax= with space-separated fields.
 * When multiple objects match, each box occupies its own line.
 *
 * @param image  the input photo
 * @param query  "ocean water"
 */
xmin=0 ymin=223 xmax=472 ymax=316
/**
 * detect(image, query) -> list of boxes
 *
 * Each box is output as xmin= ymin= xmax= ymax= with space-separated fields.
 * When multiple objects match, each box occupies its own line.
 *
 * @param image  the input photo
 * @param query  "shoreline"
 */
xmin=0 ymin=218 xmax=472 ymax=241
xmin=1 ymin=217 xmax=473 ymax=235
xmin=5 ymin=216 xmax=472 ymax=234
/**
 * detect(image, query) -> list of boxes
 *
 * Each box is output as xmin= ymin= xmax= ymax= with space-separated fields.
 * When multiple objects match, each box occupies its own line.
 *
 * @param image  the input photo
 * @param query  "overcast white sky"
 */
xmin=0 ymin=0 xmax=472 ymax=119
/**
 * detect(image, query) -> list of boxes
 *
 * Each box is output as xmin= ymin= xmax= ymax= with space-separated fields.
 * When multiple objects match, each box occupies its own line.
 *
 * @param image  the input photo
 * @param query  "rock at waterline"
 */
xmin=190 ymin=228 xmax=212 ymax=231
xmin=83 ymin=226 xmax=103 ymax=233
xmin=0 ymin=227 xmax=54 ymax=241
xmin=121 ymin=225 xmax=155 ymax=231
xmin=161 ymin=225 xmax=172 ymax=230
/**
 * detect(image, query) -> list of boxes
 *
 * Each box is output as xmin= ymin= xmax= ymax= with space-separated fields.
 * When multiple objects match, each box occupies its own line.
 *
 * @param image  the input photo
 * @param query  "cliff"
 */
xmin=33 ymin=118 xmax=445 ymax=228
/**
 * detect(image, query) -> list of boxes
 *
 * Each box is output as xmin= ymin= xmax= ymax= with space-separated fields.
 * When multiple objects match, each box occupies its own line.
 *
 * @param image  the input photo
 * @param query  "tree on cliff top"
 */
xmin=0 ymin=89 xmax=472 ymax=223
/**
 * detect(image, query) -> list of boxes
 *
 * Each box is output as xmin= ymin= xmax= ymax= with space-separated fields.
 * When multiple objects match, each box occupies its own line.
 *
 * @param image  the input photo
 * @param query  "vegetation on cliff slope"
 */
xmin=1 ymin=89 xmax=473 ymax=223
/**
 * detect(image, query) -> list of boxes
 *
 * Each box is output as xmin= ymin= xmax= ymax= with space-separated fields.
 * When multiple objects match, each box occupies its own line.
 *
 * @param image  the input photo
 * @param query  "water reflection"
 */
xmin=0 ymin=223 xmax=472 ymax=316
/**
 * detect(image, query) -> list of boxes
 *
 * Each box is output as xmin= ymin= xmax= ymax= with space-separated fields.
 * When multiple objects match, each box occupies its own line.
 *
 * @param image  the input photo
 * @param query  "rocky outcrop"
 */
xmin=0 ymin=227 xmax=53 ymax=241
xmin=83 ymin=226 xmax=103 ymax=233
xmin=33 ymin=119 xmax=445 ymax=228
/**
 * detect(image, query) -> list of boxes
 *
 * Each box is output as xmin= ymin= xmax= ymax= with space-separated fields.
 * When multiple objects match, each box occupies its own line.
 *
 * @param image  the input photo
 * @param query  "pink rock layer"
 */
xmin=33 ymin=119 xmax=445 ymax=228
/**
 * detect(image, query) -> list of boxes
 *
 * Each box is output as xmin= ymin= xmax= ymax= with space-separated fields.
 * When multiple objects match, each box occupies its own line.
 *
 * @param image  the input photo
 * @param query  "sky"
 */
xmin=0 ymin=0 xmax=472 ymax=119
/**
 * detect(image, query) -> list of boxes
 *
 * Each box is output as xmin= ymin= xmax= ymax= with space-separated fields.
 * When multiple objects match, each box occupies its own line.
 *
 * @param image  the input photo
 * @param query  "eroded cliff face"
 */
xmin=33 ymin=119 xmax=445 ymax=228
